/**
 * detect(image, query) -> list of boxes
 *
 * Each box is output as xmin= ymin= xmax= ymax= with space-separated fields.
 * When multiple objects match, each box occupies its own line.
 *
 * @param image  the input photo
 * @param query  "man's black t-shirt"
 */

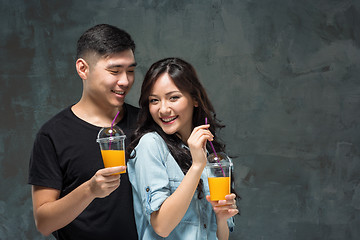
xmin=29 ymin=103 xmax=139 ymax=240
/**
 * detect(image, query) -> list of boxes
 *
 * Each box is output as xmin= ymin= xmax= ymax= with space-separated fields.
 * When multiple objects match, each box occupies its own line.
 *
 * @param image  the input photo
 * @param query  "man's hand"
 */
xmin=88 ymin=166 xmax=126 ymax=198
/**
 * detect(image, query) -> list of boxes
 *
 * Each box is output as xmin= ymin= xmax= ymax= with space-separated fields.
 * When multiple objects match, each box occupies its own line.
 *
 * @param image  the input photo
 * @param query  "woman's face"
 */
xmin=148 ymin=73 xmax=198 ymax=141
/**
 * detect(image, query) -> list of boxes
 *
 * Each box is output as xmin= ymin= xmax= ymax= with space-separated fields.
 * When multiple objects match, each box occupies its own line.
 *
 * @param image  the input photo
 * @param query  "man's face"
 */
xmin=84 ymin=49 xmax=136 ymax=108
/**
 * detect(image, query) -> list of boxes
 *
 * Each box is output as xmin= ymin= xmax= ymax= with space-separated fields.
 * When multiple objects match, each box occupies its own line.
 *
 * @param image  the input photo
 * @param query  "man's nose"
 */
xmin=117 ymin=72 xmax=129 ymax=87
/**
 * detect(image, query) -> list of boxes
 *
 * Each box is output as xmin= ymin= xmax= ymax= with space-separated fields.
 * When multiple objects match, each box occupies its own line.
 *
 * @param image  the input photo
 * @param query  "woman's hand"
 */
xmin=207 ymin=193 xmax=238 ymax=240
xmin=187 ymin=124 xmax=213 ymax=167
xmin=206 ymin=193 xmax=239 ymax=222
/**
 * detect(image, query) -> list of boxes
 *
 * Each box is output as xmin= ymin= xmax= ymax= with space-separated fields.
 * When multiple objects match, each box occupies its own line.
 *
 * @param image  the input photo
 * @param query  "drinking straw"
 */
xmin=109 ymin=111 xmax=121 ymax=149
xmin=205 ymin=117 xmax=225 ymax=177
xmin=205 ymin=117 xmax=218 ymax=158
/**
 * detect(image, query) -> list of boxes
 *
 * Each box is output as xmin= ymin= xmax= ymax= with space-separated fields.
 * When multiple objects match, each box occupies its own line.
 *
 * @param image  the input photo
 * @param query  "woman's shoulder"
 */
xmin=134 ymin=132 xmax=171 ymax=162
xmin=138 ymin=132 xmax=167 ymax=148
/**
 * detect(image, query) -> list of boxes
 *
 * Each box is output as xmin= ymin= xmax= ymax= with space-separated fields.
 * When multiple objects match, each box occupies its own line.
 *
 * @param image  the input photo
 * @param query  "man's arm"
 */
xmin=31 ymin=166 xmax=125 ymax=236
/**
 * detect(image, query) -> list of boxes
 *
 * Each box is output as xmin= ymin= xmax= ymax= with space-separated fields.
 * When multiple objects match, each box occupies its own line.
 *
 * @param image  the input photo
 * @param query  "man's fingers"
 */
xmin=100 ymin=166 xmax=126 ymax=176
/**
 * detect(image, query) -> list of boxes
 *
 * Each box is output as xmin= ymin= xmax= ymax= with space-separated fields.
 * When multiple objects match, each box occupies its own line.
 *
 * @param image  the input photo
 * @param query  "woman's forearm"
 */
xmin=150 ymin=164 xmax=204 ymax=237
xmin=216 ymin=218 xmax=229 ymax=240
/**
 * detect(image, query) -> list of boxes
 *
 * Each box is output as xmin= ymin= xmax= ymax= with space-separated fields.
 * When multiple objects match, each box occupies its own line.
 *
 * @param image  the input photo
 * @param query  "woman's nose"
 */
xmin=159 ymin=101 xmax=170 ymax=113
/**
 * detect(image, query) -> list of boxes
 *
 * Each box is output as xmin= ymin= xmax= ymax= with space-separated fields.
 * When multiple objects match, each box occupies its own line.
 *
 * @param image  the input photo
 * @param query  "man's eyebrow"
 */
xmin=107 ymin=62 xmax=137 ymax=68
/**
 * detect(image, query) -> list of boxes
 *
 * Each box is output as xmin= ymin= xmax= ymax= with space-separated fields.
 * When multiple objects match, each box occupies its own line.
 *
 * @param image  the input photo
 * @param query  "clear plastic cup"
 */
xmin=96 ymin=126 xmax=126 ymax=174
xmin=206 ymin=152 xmax=232 ymax=201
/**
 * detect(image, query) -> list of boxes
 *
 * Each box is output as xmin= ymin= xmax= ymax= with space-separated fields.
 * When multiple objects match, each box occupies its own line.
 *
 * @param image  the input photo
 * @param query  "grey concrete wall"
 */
xmin=0 ymin=0 xmax=359 ymax=239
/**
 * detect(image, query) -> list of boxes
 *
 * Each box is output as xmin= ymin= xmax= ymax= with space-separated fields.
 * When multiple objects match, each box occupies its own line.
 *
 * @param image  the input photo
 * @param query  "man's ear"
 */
xmin=76 ymin=58 xmax=89 ymax=80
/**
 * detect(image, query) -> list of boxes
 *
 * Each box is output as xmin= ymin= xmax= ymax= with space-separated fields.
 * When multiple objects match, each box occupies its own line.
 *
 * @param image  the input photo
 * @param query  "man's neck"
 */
xmin=71 ymin=100 xmax=125 ymax=127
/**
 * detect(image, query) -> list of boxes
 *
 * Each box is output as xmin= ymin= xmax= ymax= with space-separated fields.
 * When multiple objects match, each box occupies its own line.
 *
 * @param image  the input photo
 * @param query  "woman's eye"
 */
xmin=149 ymin=99 xmax=158 ymax=104
xmin=170 ymin=96 xmax=180 ymax=101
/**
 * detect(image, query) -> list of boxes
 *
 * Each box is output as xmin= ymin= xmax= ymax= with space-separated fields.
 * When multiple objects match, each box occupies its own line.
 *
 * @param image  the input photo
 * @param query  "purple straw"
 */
xmin=205 ymin=117 xmax=218 ymax=158
xmin=109 ymin=111 xmax=120 ymax=149
xmin=205 ymin=117 xmax=225 ymax=177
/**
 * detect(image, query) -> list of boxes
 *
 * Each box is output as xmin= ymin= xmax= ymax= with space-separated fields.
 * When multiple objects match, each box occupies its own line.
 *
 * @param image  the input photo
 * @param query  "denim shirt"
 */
xmin=127 ymin=132 xmax=234 ymax=240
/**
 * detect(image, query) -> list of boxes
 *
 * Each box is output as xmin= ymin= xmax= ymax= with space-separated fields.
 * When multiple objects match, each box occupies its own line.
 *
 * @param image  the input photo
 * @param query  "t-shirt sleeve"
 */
xmin=28 ymin=132 xmax=63 ymax=190
xmin=127 ymin=133 xmax=170 ymax=223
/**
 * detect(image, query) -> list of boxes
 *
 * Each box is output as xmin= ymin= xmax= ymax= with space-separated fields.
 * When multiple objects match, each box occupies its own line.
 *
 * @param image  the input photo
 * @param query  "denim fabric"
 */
xmin=127 ymin=132 xmax=234 ymax=240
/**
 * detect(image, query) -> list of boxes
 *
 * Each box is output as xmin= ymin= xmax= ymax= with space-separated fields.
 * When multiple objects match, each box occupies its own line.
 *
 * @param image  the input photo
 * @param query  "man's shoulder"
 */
xmin=123 ymin=103 xmax=140 ymax=131
xmin=124 ymin=103 xmax=139 ymax=116
xmin=38 ymin=105 xmax=73 ymax=134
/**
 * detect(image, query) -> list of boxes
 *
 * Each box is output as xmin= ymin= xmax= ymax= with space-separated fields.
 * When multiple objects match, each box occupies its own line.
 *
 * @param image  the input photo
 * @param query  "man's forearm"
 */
xmin=32 ymin=181 xmax=95 ymax=236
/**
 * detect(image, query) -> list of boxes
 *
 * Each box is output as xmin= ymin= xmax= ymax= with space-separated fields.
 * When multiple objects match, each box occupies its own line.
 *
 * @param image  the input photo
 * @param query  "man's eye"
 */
xmin=110 ymin=70 xmax=119 ymax=74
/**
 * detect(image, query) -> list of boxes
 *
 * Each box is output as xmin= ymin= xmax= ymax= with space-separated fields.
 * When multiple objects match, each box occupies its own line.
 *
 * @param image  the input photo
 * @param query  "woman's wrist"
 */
xmin=189 ymin=162 xmax=206 ymax=172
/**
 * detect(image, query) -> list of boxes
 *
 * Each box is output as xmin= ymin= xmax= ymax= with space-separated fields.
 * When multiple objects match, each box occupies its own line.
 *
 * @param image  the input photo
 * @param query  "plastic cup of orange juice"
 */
xmin=96 ymin=126 xmax=126 ymax=174
xmin=206 ymin=152 xmax=232 ymax=201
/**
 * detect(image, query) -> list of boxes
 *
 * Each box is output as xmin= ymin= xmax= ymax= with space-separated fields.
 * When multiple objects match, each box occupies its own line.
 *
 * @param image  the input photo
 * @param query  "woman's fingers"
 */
xmin=188 ymin=124 xmax=213 ymax=148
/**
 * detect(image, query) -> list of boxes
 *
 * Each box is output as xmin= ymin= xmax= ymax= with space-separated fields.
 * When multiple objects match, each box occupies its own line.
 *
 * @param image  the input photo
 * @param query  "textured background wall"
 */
xmin=0 ymin=0 xmax=359 ymax=239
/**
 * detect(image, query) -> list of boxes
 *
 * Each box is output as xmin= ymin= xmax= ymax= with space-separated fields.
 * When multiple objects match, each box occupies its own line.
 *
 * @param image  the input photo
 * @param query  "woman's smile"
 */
xmin=160 ymin=116 xmax=178 ymax=124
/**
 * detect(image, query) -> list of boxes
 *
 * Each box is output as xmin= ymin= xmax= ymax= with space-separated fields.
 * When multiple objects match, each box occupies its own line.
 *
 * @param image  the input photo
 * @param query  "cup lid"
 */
xmin=207 ymin=152 xmax=232 ymax=166
xmin=96 ymin=125 xmax=126 ymax=142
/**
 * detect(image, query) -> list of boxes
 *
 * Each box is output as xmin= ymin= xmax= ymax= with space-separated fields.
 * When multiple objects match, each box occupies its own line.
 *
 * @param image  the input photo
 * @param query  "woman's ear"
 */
xmin=76 ymin=58 xmax=89 ymax=80
xmin=193 ymin=99 xmax=199 ymax=107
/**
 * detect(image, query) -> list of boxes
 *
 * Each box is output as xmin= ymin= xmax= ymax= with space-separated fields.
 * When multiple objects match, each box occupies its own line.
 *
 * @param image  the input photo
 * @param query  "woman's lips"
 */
xmin=160 ymin=116 xmax=178 ymax=124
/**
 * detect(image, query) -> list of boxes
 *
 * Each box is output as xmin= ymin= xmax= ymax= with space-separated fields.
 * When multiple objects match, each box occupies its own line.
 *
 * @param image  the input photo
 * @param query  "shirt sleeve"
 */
xmin=28 ymin=132 xmax=63 ymax=190
xmin=227 ymin=217 xmax=235 ymax=232
xmin=127 ymin=133 xmax=171 ymax=223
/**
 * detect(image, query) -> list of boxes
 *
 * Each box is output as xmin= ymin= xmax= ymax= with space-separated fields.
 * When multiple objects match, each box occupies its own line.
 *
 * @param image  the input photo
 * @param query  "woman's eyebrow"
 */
xmin=149 ymin=91 xmax=181 ymax=97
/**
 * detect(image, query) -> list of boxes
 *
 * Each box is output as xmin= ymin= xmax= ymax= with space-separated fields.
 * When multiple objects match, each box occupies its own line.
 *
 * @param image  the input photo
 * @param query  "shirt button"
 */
xmin=146 ymin=187 xmax=150 ymax=192
xmin=204 ymin=224 xmax=207 ymax=229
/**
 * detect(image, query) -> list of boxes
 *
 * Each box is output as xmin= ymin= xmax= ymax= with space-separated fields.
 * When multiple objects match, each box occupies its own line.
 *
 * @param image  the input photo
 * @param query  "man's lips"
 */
xmin=112 ymin=90 xmax=125 ymax=96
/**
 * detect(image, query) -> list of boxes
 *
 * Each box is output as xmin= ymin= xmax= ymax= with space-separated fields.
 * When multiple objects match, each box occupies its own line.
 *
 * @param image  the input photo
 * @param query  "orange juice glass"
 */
xmin=96 ymin=126 xmax=126 ymax=174
xmin=101 ymin=149 xmax=126 ymax=174
xmin=206 ymin=152 xmax=232 ymax=201
xmin=208 ymin=176 xmax=230 ymax=201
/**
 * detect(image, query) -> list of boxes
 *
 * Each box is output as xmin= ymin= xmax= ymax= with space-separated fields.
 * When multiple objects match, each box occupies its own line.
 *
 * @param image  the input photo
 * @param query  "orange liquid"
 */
xmin=208 ymin=177 xmax=230 ymax=201
xmin=101 ymin=150 xmax=126 ymax=174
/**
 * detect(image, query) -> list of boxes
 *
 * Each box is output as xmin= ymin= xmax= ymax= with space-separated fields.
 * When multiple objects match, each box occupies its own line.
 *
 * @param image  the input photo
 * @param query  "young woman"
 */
xmin=127 ymin=58 xmax=239 ymax=240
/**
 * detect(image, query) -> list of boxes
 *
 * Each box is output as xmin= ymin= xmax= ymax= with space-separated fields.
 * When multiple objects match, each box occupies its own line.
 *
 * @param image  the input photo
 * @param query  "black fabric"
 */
xmin=29 ymin=103 xmax=139 ymax=240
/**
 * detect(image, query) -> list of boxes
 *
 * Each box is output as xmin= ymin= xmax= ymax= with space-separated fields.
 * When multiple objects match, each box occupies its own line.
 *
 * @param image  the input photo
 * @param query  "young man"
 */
xmin=28 ymin=24 xmax=139 ymax=240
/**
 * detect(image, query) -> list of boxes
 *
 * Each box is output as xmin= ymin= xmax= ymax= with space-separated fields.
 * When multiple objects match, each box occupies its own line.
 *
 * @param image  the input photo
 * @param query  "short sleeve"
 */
xmin=127 ymin=133 xmax=171 ymax=223
xmin=227 ymin=217 xmax=235 ymax=232
xmin=28 ymin=132 xmax=63 ymax=190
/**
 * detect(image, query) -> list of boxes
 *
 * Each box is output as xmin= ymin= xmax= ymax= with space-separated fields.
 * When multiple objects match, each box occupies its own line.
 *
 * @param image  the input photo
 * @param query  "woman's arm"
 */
xmin=206 ymin=193 xmax=239 ymax=240
xmin=150 ymin=163 xmax=204 ymax=237
xmin=150 ymin=125 xmax=213 ymax=237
